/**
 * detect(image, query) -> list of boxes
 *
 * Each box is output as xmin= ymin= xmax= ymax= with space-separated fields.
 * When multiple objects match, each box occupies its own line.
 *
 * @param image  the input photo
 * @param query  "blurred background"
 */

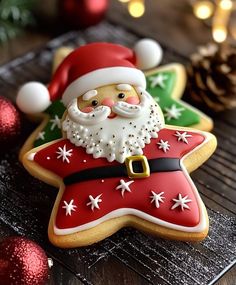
xmin=0 ymin=0 xmax=236 ymax=63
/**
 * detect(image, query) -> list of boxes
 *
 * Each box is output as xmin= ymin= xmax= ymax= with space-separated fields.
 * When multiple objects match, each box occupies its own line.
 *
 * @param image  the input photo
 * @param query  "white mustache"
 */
xmin=112 ymin=92 xmax=148 ymax=118
xmin=67 ymin=91 xmax=149 ymax=125
xmin=112 ymin=101 xmax=142 ymax=118
xmin=68 ymin=99 xmax=111 ymax=125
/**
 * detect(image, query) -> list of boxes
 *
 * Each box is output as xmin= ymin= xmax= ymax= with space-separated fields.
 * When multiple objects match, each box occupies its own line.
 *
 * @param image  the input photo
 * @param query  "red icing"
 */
xmin=48 ymin=43 xmax=135 ymax=101
xmin=34 ymin=128 xmax=205 ymax=231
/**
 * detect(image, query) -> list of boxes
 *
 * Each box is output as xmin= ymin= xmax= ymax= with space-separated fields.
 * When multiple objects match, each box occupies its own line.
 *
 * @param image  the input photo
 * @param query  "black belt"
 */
xmin=63 ymin=157 xmax=181 ymax=186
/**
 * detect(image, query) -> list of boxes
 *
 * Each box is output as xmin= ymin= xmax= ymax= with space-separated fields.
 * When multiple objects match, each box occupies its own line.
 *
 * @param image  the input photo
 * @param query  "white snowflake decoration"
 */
xmin=174 ymin=131 xmax=192 ymax=144
xmin=150 ymin=191 xmax=165 ymax=208
xmin=171 ymin=194 xmax=192 ymax=211
xmin=116 ymin=179 xmax=134 ymax=197
xmin=36 ymin=131 xmax=45 ymax=140
xmin=56 ymin=144 xmax=73 ymax=163
xmin=50 ymin=115 xmax=61 ymax=131
xmin=149 ymin=73 xmax=168 ymax=89
xmin=164 ymin=104 xmax=185 ymax=121
xmin=157 ymin=139 xmax=170 ymax=153
xmin=62 ymin=199 xmax=77 ymax=216
xmin=87 ymin=194 xmax=102 ymax=211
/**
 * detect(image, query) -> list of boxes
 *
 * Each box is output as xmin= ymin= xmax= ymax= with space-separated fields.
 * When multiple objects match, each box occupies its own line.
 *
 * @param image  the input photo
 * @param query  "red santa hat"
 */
xmin=16 ymin=39 xmax=163 ymax=114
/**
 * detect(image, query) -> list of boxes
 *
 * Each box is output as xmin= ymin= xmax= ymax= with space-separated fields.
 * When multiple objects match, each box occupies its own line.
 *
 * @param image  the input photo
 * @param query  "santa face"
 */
xmin=62 ymin=84 xmax=164 ymax=163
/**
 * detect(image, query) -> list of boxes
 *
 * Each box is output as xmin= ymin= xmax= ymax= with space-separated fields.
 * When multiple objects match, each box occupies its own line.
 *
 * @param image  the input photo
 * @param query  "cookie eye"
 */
xmin=91 ymin=100 xmax=98 ymax=106
xmin=118 ymin=93 xmax=125 ymax=99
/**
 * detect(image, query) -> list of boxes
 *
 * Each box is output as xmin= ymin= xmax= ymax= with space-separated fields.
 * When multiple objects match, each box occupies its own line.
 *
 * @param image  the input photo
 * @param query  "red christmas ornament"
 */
xmin=0 ymin=236 xmax=50 ymax=285
xmin=0 ymin=96 xmax=21 ymax=148
xmin=59 ymin=0 xmax=109 ymax=28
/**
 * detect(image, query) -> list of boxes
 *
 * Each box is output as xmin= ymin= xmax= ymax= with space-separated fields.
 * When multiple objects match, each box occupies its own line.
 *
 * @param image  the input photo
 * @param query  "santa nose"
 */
xmin=101 ymin=98 xmax=115 ymax=108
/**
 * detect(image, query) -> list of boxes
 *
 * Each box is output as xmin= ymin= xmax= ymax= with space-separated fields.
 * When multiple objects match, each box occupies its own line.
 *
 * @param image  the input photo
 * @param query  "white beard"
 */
xmin=62 ymin=88 xmax=164 ymax=163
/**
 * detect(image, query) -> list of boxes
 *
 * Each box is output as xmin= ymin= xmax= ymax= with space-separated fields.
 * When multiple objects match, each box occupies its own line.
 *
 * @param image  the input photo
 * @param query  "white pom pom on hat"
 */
xmin=16 ymin=82 xmax=51 ymax=114
xmin=16 ymin=40 xmax=163 ymax=114
xmin=134 ymin=39 xmax=163 ymax=70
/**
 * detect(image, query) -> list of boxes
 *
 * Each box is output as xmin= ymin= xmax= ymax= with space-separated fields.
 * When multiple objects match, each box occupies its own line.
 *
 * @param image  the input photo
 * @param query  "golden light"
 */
xmin=219 ymin=0 xmax=233 ymax=10
xmin=118 ymin=0 xmax=130 ymax=3
xmin=193 ymin=1 xmax=214 ymax=19
xmin=128 ymin=0 xmax=145 ymax=18
xmin=213 ymin=27 xmax=227 ymax=42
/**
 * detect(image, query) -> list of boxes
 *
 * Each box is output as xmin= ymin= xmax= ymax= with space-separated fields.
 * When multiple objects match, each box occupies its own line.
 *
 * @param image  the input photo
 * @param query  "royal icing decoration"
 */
xmin=34 ymin=100 xmax=65 ymax=147
xmin=149 ymin=74 xmax=168 ymax=89
xmin=87 ymin=194 xmax=102 ymax=211
xmin=62 ymin=199 xmax=77 ymax=216
xmin=31 ymin=68 xmax=202 ymax=149
xmin=116 ymin=84 xmax=132 ymax=91
xmin=29 ymin=127 xmax=209 ymax=238
xmin=83 ymin=90 xmax=98 ymax=101
xmin=174 ymin=131 xmax=192 ymax=144
xmin=56 ymin=144 xmax=73 ymax=163
xmin=164 ymin=104 xmax=185 ymax=121
xmin=150 ymin=191 xmax=165 ymax=208
xmin=36 ymin=131 xmax=45 ymax=140
xmin=146 ymin=70 xmax=201 ymax=127
xmin=20 ymin=42 xmax=215 ymax=246
xmin=116 ymin=179 xmax=134 ymax=197
xmin=157 ymin=139 xmax=170 ymax=153
xmin=171 ymin=194 xmax=192 ymax=211
xmin=50 ymin=115 xmax=61 ymax=131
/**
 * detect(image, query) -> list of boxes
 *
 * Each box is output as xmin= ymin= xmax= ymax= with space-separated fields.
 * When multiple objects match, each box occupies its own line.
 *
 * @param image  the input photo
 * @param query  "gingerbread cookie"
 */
xmin=17 ymin=40 xmax=217 ymax=248
xmin=19 ymin=44 xmax=213 ymax=160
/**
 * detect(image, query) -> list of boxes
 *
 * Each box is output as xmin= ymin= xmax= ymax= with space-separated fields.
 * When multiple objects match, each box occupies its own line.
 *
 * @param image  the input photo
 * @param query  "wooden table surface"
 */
xmin=0 ymin=1 xmax=235 ymax=284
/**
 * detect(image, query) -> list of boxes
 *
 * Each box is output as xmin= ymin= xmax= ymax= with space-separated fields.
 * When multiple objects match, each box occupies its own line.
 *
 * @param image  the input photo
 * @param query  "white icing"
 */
xmin=164 ymin=104 xmax=185 ymax=121
xmin=27 ymin=152 xmax=36 ymax=161
xmin=54 ymin=130 xmax=210 ymax=235
xmin=174 ymin=131 xmax=192 ymax=144
xmin=62 ymin=199 xmax=77 ymax=216
xmin=63 ymin=89 xmax=164 ymax=163
xmin=86 ymin=194 xmax=102 ymax=211
xmin=116 ymin=179 xmax=134 ymax=197
xmin=82 ymin=90 xmax=98 ymax=101
xmin=112 ymin=101 xmax=142 ymax=118
xmin=134 ymin=39 xmax=163 ymax=70
xmin=50 ymin=115 xmax=61 ymax=131
xmin=171 ymin=193 xmax=192 ymax=211
xmin=116 ymin=84 xmax=132 ymax=91
xmin=61 ymin=67 xmax=146 ymax=106
xmin=56 ymin=144 xmax=73 ymax=163
xmin=149 ymin=73 xmax=168 ymax=89
xmin=67 ymin=99 xmax=111 ymax=126
xmin=157 ymin=139 xmax=170 ymax=153
xmin=36 ymin=131 xmax=45 ymax=140
xmin=16 ymin=82 xmax=51 ymax=114
xmin=150 ymin=191 xmax=165 ymax=208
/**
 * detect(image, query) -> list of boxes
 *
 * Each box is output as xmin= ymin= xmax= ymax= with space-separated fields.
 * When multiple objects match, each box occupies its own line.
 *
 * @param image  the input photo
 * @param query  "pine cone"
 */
xmin=187 ymin=43 xmax=236 ymax=112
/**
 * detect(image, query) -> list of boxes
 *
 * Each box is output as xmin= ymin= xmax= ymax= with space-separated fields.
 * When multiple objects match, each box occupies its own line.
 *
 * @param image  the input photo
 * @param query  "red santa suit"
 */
xmin=31 ymin=128 xmax=208 ymax=236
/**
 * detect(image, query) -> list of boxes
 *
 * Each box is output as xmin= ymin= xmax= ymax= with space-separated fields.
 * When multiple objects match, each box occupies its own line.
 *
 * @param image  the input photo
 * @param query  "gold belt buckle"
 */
xmin=125 ymin=155 xmax=150 ymax=179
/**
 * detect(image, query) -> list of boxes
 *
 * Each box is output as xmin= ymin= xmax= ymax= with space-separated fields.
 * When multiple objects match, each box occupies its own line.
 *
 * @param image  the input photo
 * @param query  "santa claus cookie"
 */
xmin=17 ymin=40 xmax=217 ymax=248
xmin=19 ymin=44 xmax=213 ymax=160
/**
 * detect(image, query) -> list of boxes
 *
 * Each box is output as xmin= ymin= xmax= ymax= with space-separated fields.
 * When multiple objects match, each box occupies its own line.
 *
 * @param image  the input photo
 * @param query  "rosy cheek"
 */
xmin=81 ymin=106 xmax=94 ymax=113
xmin=125 ymin=96 xmax=140 ymax=105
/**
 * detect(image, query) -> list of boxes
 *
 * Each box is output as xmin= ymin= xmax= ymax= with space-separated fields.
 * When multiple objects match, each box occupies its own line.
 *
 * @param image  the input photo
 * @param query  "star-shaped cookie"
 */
xmin=22 ymin=125 xmax=216 ymax=248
